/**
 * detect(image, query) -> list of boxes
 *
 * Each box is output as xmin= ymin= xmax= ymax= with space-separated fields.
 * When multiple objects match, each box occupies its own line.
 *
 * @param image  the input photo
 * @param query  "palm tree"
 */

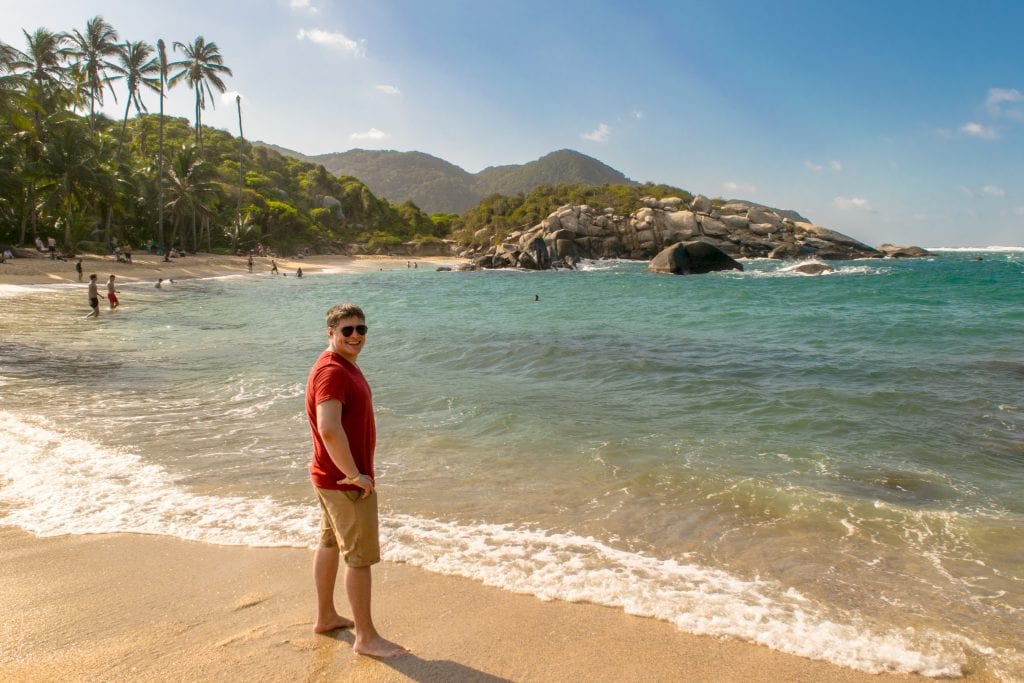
xmin=165 ymin=144 xmax=217 ymax=252
xmin=225 ymin=209 xmax=258 ymax=254
xmin=168 ymin=36 xmax=232 ymax=150
xmin=110 ymin=40 xmax=159 ymax=155
xmin=169 ymin=37 xmax=232 ymax=253
xmin=69 ymin=16 xmax=121 ymax=123
xmin=7 ymin=30 xmax=75 ymax=245
xmin=15 ymin=28 xmax=72 ymax=92
xmin=0 ymin=40 xmax=27 ymax=120
xmin=38 ymin=112 xmax=107 ymax=249
xmin=0 ymin=135 xmax=22 ymax=229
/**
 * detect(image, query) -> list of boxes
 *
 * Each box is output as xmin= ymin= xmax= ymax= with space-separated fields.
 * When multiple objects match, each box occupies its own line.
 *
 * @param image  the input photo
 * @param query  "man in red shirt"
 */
xmin=306 ymin=303 xmax=407 ymax=658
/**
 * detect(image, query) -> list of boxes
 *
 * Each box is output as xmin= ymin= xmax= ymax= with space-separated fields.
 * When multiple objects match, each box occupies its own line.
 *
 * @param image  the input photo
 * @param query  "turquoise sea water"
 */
xmin=1 ymin=250 xmax=1022 ymax=679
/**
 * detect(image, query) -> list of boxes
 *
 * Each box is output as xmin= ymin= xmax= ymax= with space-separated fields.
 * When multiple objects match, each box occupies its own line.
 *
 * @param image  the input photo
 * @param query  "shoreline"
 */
xmin=0 ymin=525 xmax=946 ymax=682
xmin=0 ymin=251 xmax=463 ymax=288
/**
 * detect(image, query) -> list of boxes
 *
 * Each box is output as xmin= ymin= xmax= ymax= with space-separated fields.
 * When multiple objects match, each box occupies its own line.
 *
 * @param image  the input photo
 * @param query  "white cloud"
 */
xmin=375 ymin=84 xmax=401 ymax=96
xmin=959 ymin=185 xmax=1008 ymax=199
xmin=581 ymin=123 xmax=610 ymax=143
xmin=723 ymin=181 xmax=756 ymax=195
xmin=832 ymin=196 xmax=874 ymax=212
xmin=350 ymin=128 xmax=389 ymax=141
xmin=960 ymin=121 xmax=997 ymax=139
xmin=297 ymin=28 xmax=365 ymax=56
xmin=1013 ymin=206 xmax=1024 ymax=217
xmin=220 ymin=90 xmax=244 ymax=106
xmin=986 ymin=87 xmax=1023 ymax=118
xmin=804 ymin=159 xmax=842 ymax=173
xmin=632 ymin=110 xmax=644 ymax=120
xmin=290 ymin=0 xmax=319 ymax=11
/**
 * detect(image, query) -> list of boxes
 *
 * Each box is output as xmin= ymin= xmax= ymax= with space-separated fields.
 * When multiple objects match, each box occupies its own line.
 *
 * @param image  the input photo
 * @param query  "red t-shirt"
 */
xmin=306 ymin=350 xmax=376 ymax=490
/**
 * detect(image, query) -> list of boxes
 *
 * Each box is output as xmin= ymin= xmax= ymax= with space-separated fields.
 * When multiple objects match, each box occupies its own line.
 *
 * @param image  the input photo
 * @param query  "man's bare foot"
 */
xmin=313 ymin=615 xmax=355 ymax=633
xmin=353 ymin=635 xmax=410 ymax=658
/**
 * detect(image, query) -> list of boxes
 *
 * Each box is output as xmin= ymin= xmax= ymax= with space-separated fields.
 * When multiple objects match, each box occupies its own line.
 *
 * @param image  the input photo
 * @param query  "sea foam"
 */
xmin=0 ymin=409 xmax=966 ymax=678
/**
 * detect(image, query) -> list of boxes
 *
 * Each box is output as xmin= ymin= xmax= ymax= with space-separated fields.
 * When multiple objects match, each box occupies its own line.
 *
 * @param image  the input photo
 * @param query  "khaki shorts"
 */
xmin=315 ymin=487 xmax=381 ymax=567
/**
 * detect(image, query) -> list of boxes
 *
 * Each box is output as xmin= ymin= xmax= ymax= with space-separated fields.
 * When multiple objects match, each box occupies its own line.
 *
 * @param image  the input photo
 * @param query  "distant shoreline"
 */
xmin=0 ymin=251 xmax=466 ymax=289
xmin=925 ymin=245 xmax=1024 ymax=252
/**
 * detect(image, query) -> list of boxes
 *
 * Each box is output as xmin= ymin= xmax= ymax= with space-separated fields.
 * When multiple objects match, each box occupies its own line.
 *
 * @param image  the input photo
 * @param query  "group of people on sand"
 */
xmin=247 ymin=252 xmax=302 ymax=278
xmin=33 ymin=235 xmax=67 ymax=261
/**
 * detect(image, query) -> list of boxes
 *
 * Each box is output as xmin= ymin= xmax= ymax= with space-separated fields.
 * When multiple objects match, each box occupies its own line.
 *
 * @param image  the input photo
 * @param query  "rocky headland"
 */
xmin=451 ymin=195 xmax=931 ymax=273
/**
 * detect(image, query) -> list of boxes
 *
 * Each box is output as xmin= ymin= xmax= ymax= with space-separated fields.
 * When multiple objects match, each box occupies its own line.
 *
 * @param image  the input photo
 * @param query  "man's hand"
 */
xmin=339 ymin=473 xmax=374 ymax=499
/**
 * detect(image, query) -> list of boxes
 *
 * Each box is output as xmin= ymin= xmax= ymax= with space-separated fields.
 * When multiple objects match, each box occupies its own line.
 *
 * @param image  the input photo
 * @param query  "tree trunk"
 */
xmin=18 ymin=185 xmax=33 ymax=244
xmin=166 ymin=215 xmax=178 ymax=261
xmin=63 ymin=179 xmax=74 ymax=250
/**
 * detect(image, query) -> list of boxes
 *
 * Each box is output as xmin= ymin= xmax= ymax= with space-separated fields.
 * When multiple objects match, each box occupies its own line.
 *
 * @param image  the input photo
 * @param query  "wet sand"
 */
xmin=0 ymin=526 xmax=946 ymax=682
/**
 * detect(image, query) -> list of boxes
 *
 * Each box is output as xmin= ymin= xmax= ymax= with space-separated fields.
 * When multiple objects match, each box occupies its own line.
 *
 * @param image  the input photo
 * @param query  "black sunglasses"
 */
xmin=336 ymin=324 xmax=368 ymax=337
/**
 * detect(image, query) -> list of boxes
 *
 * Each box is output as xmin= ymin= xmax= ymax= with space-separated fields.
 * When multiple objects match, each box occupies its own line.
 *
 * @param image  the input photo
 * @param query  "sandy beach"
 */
xmin=0 ymin=526 xmax=945 ymax=683
xmin=0 ymin=249 xmax=456 ymax=287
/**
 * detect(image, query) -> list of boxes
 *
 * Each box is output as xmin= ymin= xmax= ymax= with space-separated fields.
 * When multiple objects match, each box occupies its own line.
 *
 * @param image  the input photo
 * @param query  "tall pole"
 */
xmin=157 ymin=39 xmax=167 ymax=259
xmin=236 ymin=95 xmax=243 ymax=223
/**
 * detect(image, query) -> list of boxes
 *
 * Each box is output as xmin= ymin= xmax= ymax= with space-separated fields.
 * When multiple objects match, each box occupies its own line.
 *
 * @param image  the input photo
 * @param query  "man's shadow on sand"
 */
xmin=327 ymin=629 xmax=513 ymax=682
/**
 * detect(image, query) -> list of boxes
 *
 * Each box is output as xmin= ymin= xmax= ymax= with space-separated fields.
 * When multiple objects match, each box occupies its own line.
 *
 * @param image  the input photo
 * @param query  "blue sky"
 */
xmin=3 ymin=0 xmax=1023 ymax=247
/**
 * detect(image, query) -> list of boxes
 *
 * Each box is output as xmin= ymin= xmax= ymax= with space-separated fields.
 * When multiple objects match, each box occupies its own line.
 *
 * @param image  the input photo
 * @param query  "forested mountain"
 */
xmin=311 ymin=149 xmax=479 ymax=215
xmin=473 ymin=149 xmax=635 ymax=200
xmin=258 ymin=146 xmax=637 ymax=214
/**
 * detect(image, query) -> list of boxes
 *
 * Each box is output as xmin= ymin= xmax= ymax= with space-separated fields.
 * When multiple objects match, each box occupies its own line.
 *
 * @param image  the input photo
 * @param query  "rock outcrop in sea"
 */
xmin=455 ymin=195 xmax=931 ymax=271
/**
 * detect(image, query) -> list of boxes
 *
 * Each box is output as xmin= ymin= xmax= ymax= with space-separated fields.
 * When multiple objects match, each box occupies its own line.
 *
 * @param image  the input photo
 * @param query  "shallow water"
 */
xmin=1 ymin=251 xmax=1022 ymax=678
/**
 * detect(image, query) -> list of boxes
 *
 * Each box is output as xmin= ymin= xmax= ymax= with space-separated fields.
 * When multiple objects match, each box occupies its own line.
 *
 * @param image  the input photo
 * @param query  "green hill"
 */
xmin=254 ymin=145 xmax=637 ymax=214
xmin=474 ymin=149 xmax=635 ymax=198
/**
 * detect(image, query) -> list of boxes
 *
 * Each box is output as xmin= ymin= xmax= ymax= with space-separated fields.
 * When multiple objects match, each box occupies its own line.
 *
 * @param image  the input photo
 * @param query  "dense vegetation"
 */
xmin=0 ymin=16 xmax=440 ymax=256
xmin=0 ymin=16 xmax=697 ymax=258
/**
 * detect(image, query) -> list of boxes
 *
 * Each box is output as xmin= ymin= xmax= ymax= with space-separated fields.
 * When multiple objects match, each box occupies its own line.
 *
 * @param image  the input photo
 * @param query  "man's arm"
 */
xmin=315 ymin=398 xmax=374 ymax=498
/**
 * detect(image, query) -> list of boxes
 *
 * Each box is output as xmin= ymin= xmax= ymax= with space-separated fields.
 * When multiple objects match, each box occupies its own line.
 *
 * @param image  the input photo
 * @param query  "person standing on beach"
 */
xmin=106 ymin=275 xmax=119 ymax=310
xmin=86 ymin=274 xmax=99 ymax=317
xmin=305 ymin=303 xmax=408 ymax=658
xmin=75 ymin=259 xmax=83 ymax=281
